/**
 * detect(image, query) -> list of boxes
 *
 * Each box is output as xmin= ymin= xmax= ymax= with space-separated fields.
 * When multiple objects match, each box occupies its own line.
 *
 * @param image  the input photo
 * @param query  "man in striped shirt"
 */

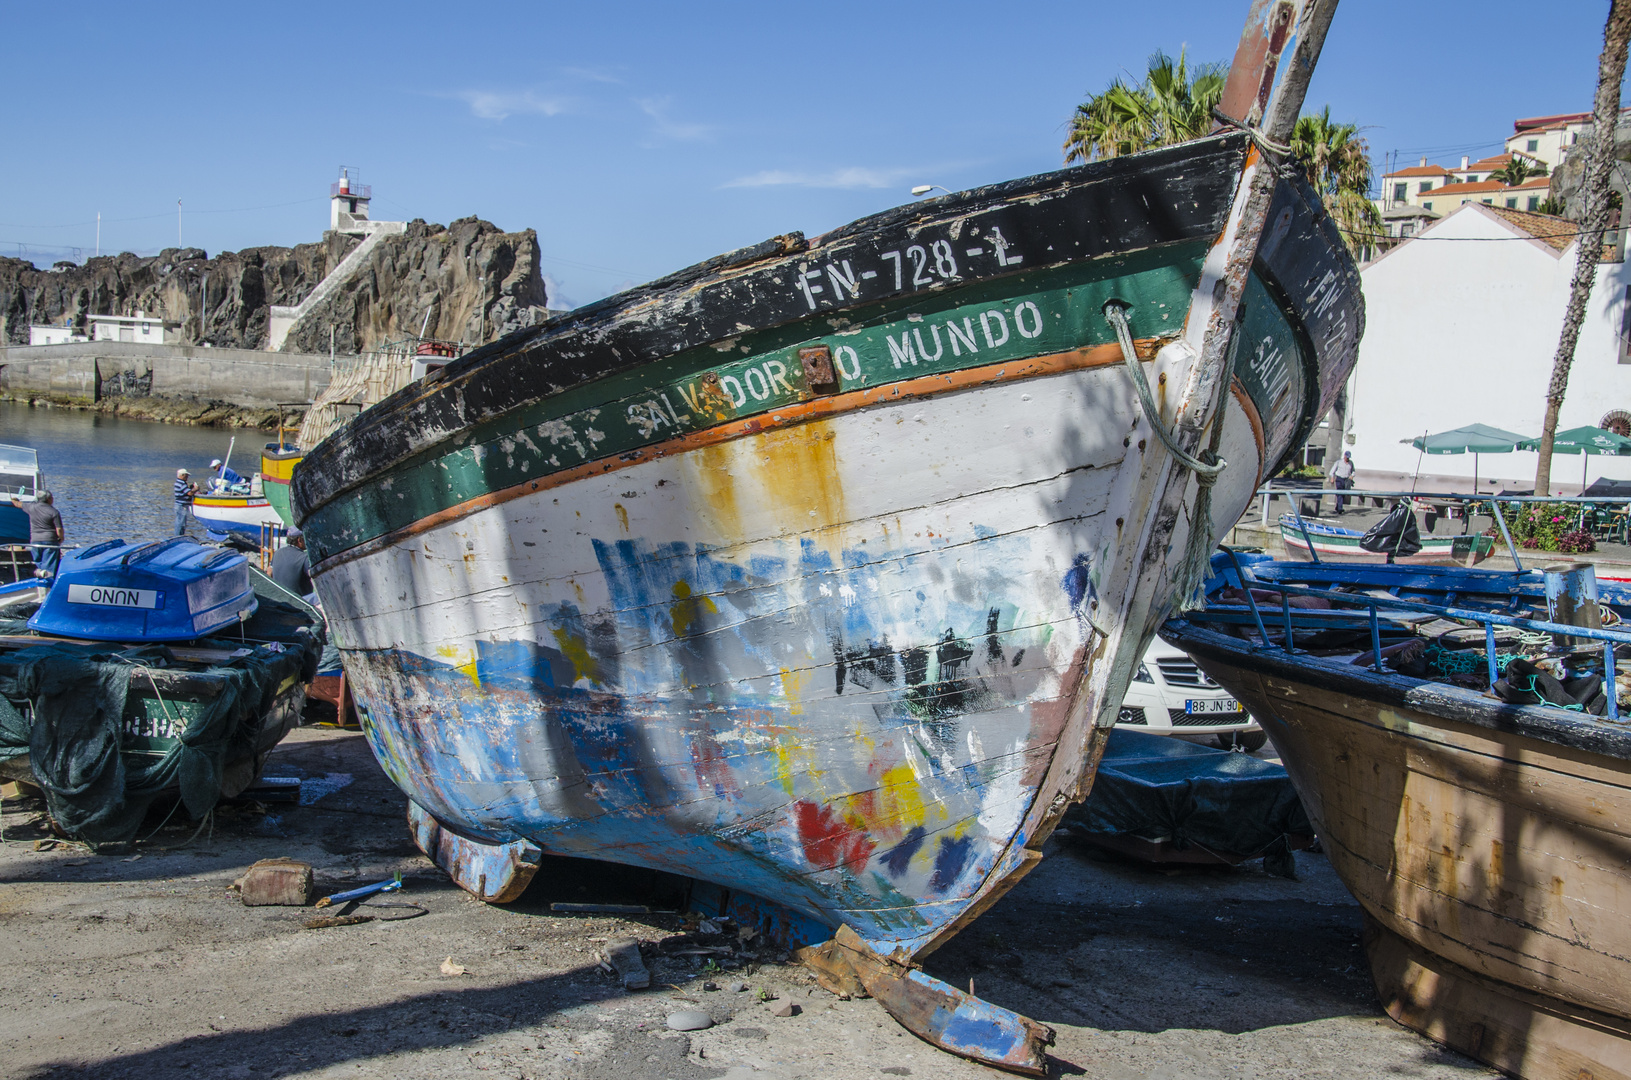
xmin=173 ymin=468 xmax=197 ymax=536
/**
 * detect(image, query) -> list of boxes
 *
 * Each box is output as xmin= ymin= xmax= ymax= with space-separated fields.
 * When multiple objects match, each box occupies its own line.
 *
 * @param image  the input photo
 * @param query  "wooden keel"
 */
xmin=407 ymin=799 xmax=543 ymax=904
xmin=1366 ymin=914 xmax=1631 ymax=1080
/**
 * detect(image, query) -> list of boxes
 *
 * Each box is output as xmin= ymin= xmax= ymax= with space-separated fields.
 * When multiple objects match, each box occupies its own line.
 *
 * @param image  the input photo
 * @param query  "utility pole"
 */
xmin=95 ymin=212 xmax=100 ymax=259
xmin=177 ymin=200 xmax=182 ymax=248
xmin=1535 ymin=0 xmax=1631 ymax=496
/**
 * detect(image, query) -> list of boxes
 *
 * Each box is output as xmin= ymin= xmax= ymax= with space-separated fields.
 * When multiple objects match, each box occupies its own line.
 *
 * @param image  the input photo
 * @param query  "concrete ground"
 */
xmin=0 ymin=726 xmax=1495 ymax=1080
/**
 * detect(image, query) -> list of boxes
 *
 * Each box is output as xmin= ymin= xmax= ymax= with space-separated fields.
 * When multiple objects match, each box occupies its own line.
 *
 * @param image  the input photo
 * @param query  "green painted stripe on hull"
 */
xmin=304 ymin=241 xmax=1305 ymax=561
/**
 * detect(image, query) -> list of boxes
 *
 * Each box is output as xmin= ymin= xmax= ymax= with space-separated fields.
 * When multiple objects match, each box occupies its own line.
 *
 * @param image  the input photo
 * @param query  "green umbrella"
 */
xmin=1400 ymin=424 xmax=1532 ymax=493
xmin=1516 ymin=425 xmax=1631 ymax=490
xmin=1406 ymin=424 xmax=1531 ymax=454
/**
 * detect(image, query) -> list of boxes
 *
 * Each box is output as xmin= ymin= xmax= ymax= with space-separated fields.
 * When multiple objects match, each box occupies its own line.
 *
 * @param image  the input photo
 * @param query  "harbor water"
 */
xmin=0 ymin=401 xmax=264 ymax=546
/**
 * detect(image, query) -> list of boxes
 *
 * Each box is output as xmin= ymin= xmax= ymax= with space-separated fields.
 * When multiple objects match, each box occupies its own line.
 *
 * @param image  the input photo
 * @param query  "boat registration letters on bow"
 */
xmin=66 ymin=584 xmax=159 ymax=609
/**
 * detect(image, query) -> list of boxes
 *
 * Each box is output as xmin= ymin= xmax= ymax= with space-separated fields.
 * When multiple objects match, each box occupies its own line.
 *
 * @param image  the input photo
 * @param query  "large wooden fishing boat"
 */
xmin=1164 ymin=555 xmax=1631 ymax=1080
xmin=291 ymin=4 xmax=1358 ymax=1069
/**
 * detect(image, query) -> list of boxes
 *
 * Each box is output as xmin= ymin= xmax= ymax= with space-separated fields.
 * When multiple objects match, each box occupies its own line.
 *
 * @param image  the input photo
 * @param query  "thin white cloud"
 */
xmin=636 ymin=97 xmax=713 ymax=142
xmin=564 ymin=66 xmax=622 ymax=84
xmin=722 ymin=166 xmax=918 ymax=190
xmin=455 ymin=89 xmax=568 ymax=121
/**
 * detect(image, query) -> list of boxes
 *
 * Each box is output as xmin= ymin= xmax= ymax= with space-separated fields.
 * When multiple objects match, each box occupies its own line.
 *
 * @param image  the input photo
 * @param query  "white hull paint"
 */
xmin=318 ymin=359 xmax=1265 ymax=954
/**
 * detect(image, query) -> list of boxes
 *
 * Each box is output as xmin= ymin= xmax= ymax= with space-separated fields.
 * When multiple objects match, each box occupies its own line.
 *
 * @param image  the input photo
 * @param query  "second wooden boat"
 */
xmin=1165 ymin=555 xmax=1631 ymax=1080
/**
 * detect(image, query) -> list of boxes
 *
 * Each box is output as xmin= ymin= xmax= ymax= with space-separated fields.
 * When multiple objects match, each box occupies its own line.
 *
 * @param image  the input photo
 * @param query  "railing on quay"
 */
xmin=1246 ymin=486 xmax=1631 ymax=574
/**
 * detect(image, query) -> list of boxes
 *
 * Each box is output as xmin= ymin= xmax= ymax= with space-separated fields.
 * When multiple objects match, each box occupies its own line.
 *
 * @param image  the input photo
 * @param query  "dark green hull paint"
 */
xmin=306 ymin=240 xmax=1301 ymax=562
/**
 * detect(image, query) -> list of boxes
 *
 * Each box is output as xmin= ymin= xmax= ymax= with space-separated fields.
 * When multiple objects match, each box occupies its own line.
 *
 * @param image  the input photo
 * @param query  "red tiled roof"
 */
xmin=1384 ymin=164 xmax=1452 ymax=178
xmin=1425 ymin=180 xmax=1513 ymax=196
xmin=1465 ymin=153 xmax=1512 ymax=170
xmin=1512 ymin=106 xmax=1631 ymax=133
xmin=1509 ymin=176 xmax=1552 ymax=190
xmin=1485 ymin=205 xmax=1576 ymax=251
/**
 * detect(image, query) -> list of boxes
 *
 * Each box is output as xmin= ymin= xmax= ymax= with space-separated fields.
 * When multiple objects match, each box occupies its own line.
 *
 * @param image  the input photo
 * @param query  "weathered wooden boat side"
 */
xmin=291 ymin=11 xmax=1361 ymax=1065
xmin=1164 ymin=577 xmax=1631 ymax=1080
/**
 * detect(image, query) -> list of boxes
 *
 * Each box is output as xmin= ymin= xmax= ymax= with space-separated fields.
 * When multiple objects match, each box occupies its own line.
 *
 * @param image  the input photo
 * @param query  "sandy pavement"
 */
xmin=0 ymin=726 xmax=1492 ymax=1080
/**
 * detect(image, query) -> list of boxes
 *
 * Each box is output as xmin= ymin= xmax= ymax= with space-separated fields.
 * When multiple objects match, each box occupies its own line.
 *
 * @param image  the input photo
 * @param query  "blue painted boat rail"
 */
xmin=1205 ymin=547 xmax=1630 ymax=722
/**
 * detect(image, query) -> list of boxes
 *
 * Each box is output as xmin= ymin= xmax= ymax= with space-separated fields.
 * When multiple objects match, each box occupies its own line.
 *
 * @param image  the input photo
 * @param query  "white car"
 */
xmin=1116 ymin=638 xmax=1267 ymax=751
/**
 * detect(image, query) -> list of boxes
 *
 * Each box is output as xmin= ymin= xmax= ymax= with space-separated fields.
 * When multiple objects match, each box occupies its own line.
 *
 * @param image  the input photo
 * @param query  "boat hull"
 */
xmin=1278 ymin=517 xmax=1494 ymax=565
xmin=295 ymin=132 xmax=1361 ymax=969
xmin=1164 ymin=619 xmax=1631 ymax=1080
xmin=192 ymin=494 xmax=282 ymax=538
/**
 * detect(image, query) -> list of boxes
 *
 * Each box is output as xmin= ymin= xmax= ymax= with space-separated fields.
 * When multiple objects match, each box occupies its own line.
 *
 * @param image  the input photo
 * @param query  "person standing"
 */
xmin=1329 ymin=451 xmax=1356 ymax=514
xmin=173 ymin=469 xmax=197 ymax=537
xmin=9 ymin=490 xmax=63 ymax=579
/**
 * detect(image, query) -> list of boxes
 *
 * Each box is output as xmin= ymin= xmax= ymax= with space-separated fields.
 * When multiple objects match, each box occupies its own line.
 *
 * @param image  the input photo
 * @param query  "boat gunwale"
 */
xmin=1162 ymin=616 xmax=1631 ymax=763
xmin=291 ymin=133 xmax=1262 ymax=520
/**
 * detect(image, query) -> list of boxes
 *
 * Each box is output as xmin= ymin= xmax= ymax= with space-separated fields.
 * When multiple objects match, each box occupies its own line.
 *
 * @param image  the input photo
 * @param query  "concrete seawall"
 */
xmin=0 ymin=342 xmax=333 ymax=409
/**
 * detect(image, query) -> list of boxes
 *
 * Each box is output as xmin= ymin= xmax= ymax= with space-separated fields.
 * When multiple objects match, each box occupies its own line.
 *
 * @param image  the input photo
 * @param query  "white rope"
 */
xmin=1104 ymin=301 xmax=1233 ymax=611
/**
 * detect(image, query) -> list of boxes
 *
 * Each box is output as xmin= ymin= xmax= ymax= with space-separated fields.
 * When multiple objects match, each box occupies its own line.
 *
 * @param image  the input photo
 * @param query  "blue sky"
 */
xmin=0 ymin=1 xmax=1616 ymax=306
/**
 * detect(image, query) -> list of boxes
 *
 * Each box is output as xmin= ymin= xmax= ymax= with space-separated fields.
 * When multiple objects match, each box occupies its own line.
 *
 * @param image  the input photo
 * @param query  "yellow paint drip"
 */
xmin=552 ymin=627 xmax=601 ymax=686
xmin=614 ymin=503 xmax=630 ymax=533
xmin=669 ymin=581 xmax=718 ymax=640
xmin=779 ymin=665 xmax=811 ymax=716
xmin=436 ymin=644 xmax=481 ymax=687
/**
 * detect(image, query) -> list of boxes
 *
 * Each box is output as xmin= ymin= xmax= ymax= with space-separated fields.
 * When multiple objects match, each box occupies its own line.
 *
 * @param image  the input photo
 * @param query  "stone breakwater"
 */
xmin=0 ymin=217 xmax=550 ymax=354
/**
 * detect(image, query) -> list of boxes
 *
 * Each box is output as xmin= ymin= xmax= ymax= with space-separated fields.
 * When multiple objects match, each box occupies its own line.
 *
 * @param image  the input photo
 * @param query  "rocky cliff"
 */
xmin=1550 ymin=115 xmax=1631 ymax=221
xmin=0 ymin=217 xmax=549 ymax=353
xmin=278 ymin=217 xmax=551 ymax=354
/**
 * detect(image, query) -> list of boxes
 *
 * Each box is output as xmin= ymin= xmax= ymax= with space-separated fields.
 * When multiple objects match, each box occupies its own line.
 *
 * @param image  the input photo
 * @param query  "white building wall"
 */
xmin=1347 ymin=203 xmax=1631 ymax=493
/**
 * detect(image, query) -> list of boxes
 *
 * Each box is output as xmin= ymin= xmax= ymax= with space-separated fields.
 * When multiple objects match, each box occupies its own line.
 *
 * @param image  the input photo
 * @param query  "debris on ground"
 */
xmin=602 ymin=938 xmax=651 ymax=990
xmin=439 ymin=957 xmax=467 ymax=977
xmin=235 ymin=857 xmax=315 ymax=906
xmin=772 ymin=1002 xmax=800 ymax=1018
xmin=314 ymin=874 xmax=401 ymax=908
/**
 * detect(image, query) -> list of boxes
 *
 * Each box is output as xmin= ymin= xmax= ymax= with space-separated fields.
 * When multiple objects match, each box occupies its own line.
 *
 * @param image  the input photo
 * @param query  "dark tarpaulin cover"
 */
xmin=0 ymin=589 xmax=321 ymax=846
xmin=1066 ymin=728 xmax=1311 ymax=860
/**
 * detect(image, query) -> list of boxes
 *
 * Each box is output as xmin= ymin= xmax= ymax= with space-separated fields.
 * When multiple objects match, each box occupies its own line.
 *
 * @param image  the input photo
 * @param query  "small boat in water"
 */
xmin=291 ymin=6 xmax=1358 ymax=1071
xmin=1163 ymin=553 xmax=1631 ymax=1080
xmin=1278 ymin=513 xmax=1495 ymax=565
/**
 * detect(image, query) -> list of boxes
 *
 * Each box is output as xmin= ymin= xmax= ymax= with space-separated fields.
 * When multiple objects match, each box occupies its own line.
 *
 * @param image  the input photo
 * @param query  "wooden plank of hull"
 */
xmin=1367 ymin=913 xmax=1631 ymax=1080
xmin=1165 ymin=623 xmax=1631 ymax=1077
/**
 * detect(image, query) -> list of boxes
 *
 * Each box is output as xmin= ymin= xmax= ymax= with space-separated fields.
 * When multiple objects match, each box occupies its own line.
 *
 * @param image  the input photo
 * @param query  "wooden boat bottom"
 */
xmin=1365 ymin=912 xmax=1631 ymax=1080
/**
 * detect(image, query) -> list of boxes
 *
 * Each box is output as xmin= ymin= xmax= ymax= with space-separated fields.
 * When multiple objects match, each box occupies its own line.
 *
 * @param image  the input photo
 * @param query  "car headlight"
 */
xmin=1134 ymin=663 xmax=1154 ymax=683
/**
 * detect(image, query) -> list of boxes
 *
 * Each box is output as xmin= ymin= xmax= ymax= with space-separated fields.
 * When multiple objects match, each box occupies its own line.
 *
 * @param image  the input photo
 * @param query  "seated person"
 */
xmin=210 ymin=458 xmax=245 ymax=492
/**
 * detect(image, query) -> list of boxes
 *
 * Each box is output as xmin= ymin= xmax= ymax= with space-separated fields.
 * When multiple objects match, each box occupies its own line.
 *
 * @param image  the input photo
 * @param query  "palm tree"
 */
xmin=1535 ymin=0 xmax=1631 ymax=496
xmin=1065 ymin=62 xmax=1378 ymax=256
xmin=1063 ymin=50 xmax=1226 ymax=163
xmin=1286 ymin=108 xmax=1384 ymax=257
xmin=1493 ymin=156 xmax=1548 ymax=185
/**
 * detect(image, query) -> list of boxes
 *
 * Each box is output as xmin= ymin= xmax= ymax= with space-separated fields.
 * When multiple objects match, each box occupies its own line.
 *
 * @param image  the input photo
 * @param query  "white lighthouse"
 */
xmin=330 ymin=167 xmax=373 ymax=234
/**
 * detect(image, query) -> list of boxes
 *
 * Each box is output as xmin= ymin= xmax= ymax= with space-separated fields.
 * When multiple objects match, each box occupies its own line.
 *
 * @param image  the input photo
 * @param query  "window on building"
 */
xmin=1423 ymin=201 xmax=1433 ymax=211
xmin=1527 ymin=139 xmax=1539 ymax=152
xmin=1482 ymin=199 xmax=1493 ymax=205
xmin=1402 ymin=222 xmax=1416 ymax=236
xmin=1393 ymin=182 xmax=1407 ymax=201
xmin=1419 ymin=181 xmax=1434 ymax=193
xmin=1528 ymin=196 xmax=1540 ymax=210
xmin=1506 ymin=197 xmax=1518 ymax=208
